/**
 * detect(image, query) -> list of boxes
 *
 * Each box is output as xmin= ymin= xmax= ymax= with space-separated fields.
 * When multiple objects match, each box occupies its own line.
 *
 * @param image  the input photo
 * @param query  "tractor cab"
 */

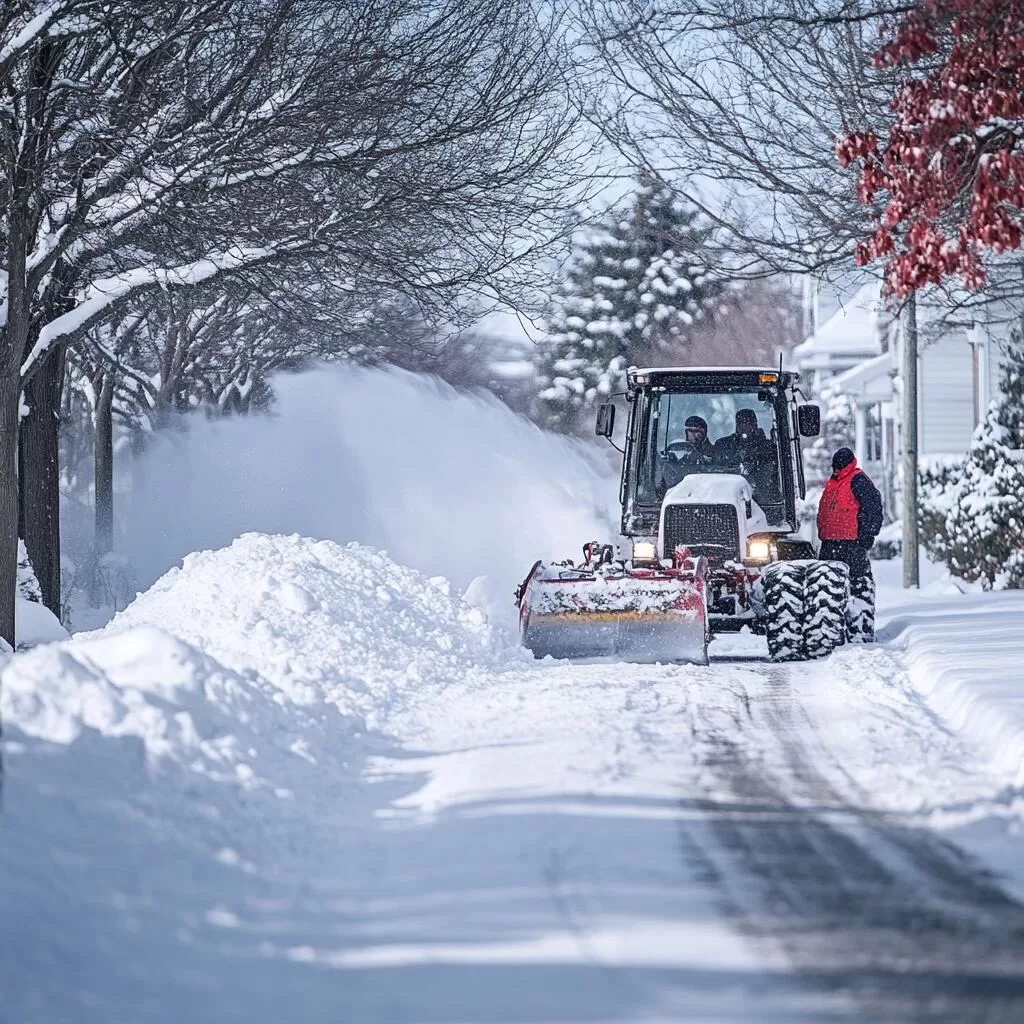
xmin=598 ymin=367 xmax=820 ymax=564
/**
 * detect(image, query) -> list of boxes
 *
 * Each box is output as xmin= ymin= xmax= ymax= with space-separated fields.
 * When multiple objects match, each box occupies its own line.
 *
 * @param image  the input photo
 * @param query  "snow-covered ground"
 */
xmin=5 ymin=372 xmax=1024 ymax=1022
xmin=4 ymin=531 xmax=1024 ymax=1022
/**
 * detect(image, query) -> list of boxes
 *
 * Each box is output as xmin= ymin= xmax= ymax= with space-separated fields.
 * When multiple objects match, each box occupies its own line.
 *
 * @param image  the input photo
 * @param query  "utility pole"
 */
xmin=902 ymin=290 xmax=920 ymax=588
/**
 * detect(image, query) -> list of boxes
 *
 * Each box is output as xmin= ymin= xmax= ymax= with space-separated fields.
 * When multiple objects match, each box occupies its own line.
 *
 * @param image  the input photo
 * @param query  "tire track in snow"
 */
xmin=682 ymin=661 xmax=1024 ymax=1023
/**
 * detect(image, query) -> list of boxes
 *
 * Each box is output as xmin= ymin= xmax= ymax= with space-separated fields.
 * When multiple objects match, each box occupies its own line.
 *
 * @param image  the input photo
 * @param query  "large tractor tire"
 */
xmin=804 ymin=560 xmax=850 ymax=659
xmin=761 ymin=561 xmax=808 ymax=662
xmin=847 ymin=571 xmax=877 ymax=643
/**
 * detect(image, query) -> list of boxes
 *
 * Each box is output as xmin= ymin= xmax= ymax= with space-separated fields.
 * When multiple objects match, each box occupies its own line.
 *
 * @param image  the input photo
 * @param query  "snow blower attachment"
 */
xmin=517 ymin=543 xmax=709 ymax=663
xmin=517 ymin=366 xmax=854 ymax=663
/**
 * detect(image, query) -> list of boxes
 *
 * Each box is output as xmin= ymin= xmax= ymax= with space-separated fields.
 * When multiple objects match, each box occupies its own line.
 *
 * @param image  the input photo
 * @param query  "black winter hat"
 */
xmin=832 ymin=447 xmax=855 ymax=472
xmin=684 ymin=415 xmax=708 ymax=433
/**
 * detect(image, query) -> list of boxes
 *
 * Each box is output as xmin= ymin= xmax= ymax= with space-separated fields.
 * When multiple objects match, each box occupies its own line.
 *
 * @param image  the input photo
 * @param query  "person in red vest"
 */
xmin=817 ymin=446 xmax=883 ymax=641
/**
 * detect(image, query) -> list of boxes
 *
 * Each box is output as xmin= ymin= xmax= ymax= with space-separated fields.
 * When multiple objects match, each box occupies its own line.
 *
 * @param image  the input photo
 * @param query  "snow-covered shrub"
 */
xmin=871 ymin=520 xmax=902 ymax=560
xmin=918 ymin=458 xmax=961 ymax=567
xmin=923 ymin=329 xmax=1024 ymax=589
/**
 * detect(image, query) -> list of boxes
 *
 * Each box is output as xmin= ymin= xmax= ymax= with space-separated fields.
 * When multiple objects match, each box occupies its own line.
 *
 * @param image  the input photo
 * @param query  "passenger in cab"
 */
xmin=713 ymin=408 xmax=766 ymax=464
xmin=714 ymin=408 xmax=783 ymax=522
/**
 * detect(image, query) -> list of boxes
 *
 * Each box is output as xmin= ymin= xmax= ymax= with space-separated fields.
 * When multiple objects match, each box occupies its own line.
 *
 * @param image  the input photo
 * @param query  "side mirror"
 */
xmin=595 ymin=403 xmax=615 ymax=438
xmin=798 ymin=404 xmax=821 ymax=437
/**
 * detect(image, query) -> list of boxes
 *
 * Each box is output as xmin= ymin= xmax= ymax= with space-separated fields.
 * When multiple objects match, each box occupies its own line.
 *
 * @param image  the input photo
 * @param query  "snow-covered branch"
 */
xmin=21 ymin=245 xmax=298 ymax=379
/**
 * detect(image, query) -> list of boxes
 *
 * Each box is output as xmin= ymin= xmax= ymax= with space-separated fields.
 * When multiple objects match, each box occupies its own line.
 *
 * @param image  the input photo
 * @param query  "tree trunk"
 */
xmin=94 ymin=370 xmax=115 ymax=555
xmin=20 ymin=346 xmax=66 ymax=616
xmin=0 ymin=369 xmax=22 ymax=648
xmin=3 ymin=197 xmax=32 ymax=648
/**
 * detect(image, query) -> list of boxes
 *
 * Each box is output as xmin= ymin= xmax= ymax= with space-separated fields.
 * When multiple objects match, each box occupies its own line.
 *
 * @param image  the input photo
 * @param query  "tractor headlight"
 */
xmin=747 ymin=539 xmax=771 ymax=561
xmin=632 ymin=539 xmax=657 ymax=563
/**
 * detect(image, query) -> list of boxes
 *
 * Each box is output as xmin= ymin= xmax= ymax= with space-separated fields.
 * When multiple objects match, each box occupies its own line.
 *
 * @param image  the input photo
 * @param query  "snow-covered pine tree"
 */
xmin=934 ymin=326 xmax=1024 ymax=589
xmin=535 ymin=177 xmax=722 ymax=431
xmin=918 ymin=457 xmax=961 ymax=567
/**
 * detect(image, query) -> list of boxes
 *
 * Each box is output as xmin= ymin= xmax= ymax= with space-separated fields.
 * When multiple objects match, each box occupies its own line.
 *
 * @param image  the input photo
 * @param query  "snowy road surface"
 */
xmin=2 ymin=536 xmax=1024 ymax=1023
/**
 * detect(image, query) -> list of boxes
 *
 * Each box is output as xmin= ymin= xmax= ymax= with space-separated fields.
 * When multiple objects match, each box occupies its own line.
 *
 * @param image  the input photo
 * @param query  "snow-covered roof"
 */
xmin=826 ymin=350 xmax=895 ymax=403
xmin=792 ymin=282 xmax=883 ymax=364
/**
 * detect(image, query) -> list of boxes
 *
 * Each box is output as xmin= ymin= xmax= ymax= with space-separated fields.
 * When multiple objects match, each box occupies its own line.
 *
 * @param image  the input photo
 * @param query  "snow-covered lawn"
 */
xmin=2 ymin=536 xmax=1023 ymax=1022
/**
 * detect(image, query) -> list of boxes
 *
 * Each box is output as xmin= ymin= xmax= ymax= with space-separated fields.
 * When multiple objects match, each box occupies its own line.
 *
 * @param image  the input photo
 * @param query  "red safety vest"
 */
xmin=817 ymin=461 xmax=862 ymax=541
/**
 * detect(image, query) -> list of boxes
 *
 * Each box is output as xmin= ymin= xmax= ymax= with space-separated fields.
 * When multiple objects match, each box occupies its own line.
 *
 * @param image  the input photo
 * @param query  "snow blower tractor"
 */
xmin=517 ymin=366 xmax=853 ymax=664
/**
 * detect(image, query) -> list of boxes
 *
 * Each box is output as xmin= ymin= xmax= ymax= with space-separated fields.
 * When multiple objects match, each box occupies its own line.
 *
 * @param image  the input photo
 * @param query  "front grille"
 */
xmin=662 ymin=503 xmax=740 ymax=560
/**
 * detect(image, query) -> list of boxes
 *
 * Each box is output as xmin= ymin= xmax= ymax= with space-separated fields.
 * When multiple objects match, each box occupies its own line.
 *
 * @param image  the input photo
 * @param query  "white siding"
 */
xmin=987 ymin=332 xmax=1005 ymax=406
xmin=918 ymin=336 xmax=975 ymax=455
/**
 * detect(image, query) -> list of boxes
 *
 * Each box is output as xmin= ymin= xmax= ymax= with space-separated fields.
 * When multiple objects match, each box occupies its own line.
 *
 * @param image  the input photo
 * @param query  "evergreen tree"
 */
xmin=535 ymin=178 xmax=722 ymax=431
xmin=924 ymin=325 xmax=1024 ymax=589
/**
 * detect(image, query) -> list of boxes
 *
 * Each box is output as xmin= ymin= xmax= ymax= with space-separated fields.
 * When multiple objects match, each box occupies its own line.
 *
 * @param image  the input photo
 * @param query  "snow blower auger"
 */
xmin=517 ymin=366 xmax=853 ymax=664
xmin=517 ymin=543 xmax=710 ymax=663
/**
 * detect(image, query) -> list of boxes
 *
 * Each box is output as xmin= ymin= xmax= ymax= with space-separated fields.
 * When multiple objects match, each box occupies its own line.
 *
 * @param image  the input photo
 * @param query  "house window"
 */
xmin=866 ymin=405 xmax=883 ymax=461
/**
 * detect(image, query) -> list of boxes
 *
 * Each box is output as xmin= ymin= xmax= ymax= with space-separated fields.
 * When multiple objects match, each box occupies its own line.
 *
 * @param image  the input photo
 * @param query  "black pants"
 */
xmin=819 ymin=539 xmax=875 ymax=642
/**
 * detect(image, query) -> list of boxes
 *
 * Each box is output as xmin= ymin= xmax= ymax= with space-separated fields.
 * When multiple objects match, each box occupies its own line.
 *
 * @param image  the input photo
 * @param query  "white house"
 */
xmin=792 ymin=277 xmax=1009 ymax=506
xmin=791 ymin=282 xmax=888 ymax=394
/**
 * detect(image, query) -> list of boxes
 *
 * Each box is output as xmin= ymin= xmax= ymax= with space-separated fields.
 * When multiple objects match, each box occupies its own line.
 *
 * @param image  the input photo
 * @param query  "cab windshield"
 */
xmin=636 ymin=389 xmax=785 ymax=523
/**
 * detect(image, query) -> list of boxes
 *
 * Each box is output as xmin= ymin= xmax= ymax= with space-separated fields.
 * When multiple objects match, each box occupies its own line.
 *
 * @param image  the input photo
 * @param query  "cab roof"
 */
xmin=627 ymin=366 xmax=800 ymax=390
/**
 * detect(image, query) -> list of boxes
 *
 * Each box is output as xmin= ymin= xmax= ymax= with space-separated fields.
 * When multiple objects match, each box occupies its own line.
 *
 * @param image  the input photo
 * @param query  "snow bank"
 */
xmin=14 ymin=593 xmax=68 ymax=648
xmin=119 ymin=365 xmax=617 ymax=628
xmin=8 ymin=538 xmax=69 ymax=650
xmin=3 ymin=532 xmax=514 ymax=785
xmin=880 ymin=591 xmax=1024 ymax=788
xmin=91 ymin=533 xmax=504 ymax=728
xmin=2 ymin=627 xmax=275 ymax=780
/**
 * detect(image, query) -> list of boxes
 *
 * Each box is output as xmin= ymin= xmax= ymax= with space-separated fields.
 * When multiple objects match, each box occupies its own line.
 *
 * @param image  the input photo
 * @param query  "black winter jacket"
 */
xmin=850 ymin=471 xmax=883 ymax=548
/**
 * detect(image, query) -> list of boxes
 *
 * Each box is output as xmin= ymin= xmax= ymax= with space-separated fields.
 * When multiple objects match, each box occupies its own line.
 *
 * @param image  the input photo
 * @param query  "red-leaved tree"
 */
xmin=837 ymin=0 xmax=1024 ymax=296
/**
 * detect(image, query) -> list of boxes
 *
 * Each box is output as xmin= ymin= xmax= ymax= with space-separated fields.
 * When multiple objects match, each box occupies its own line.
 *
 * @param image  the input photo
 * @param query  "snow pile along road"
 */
xmin=3 ymin=627 xmax=275 ymax=778
xmin=3 ymin=534 xmax=512 ymax=813
xmin=880 ymin=589 xmax=1024 ymax=789
xmin=98 ymin=532 xmax=506 ymax=728
xmin=4 ymin=534 xmax=506 ymax=766
xmin=0 ymin=533 xmax=531 ymax=1023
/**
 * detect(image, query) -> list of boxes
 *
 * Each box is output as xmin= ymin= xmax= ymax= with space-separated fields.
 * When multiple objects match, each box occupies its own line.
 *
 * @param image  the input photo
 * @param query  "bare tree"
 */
xmin=584 ymin=0 xmax=901 ymax=278
xmin=0 ymin=0 xmax=580 ymax=638
xmin=646 ymin=276 xmax=804 ymax=368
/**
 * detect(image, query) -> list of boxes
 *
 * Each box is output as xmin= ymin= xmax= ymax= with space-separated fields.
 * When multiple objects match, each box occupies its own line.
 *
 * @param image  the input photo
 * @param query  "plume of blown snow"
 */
xmin=120 ymin=365 xmax=617 ymax=629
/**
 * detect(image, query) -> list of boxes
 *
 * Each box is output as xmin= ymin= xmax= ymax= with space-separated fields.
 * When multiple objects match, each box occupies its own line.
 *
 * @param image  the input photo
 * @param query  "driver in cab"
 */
xmin=682 ymin=415 xmax=715 ymax=458
xmin=659 ymin=415 xmax=715 ymax=492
